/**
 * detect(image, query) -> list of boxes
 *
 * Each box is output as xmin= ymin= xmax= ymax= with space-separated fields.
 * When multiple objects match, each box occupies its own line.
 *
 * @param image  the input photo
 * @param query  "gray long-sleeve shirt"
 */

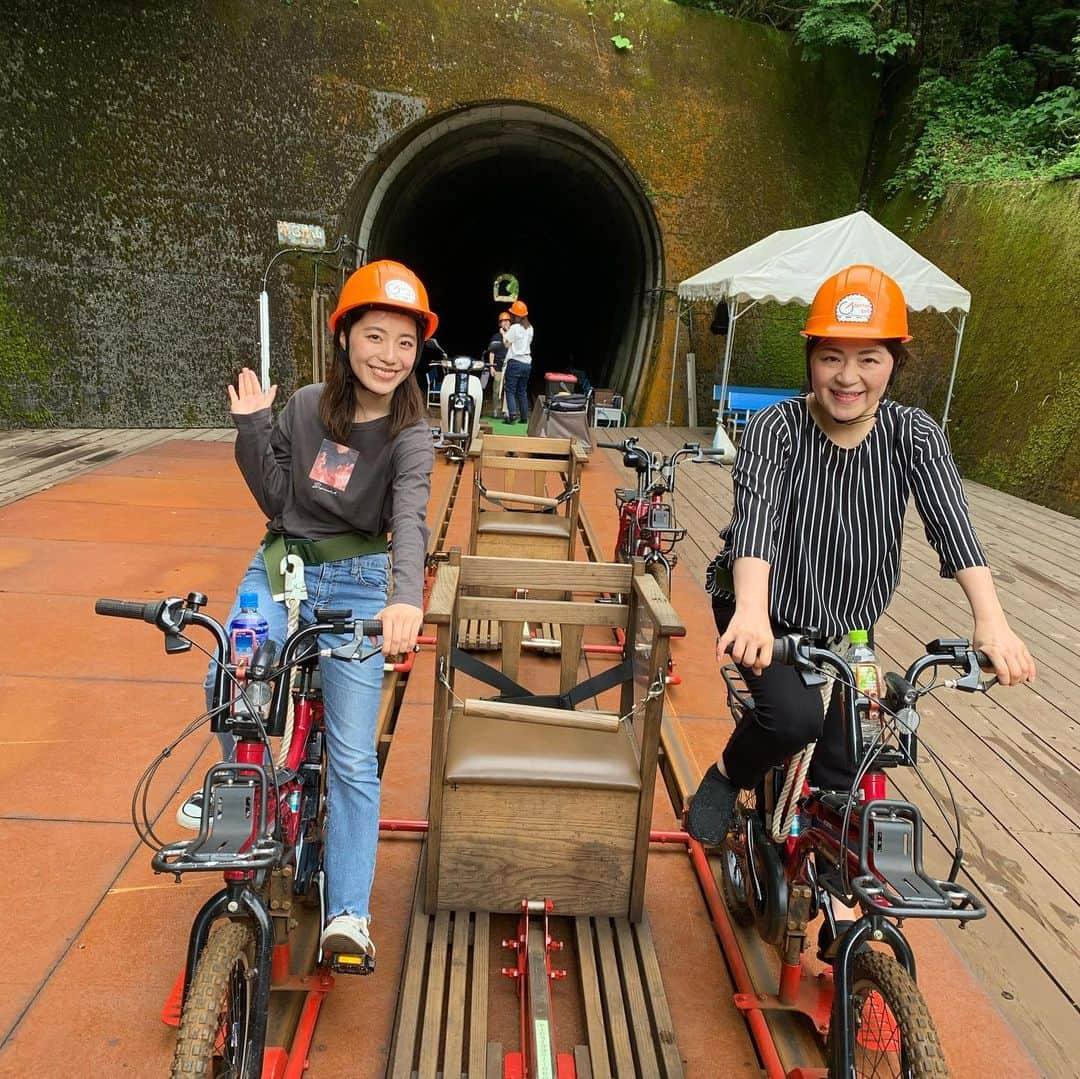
xmin=233 ymin=384 xmax=433 ymax=608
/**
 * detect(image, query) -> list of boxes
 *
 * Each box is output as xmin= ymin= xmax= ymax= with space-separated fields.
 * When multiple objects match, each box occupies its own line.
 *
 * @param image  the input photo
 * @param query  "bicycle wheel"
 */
xmin=827 ymin=950 xmax=948 ymax=1079
xmin=171 ymin=921 xmax=256 ymax=1078
xmin=720 ymin=788 xmax=757 ymax=927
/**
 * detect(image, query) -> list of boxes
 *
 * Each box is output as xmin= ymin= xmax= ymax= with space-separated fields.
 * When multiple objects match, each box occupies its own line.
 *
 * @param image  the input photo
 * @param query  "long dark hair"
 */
xmin=320 ymin=306 xmax=426 ymax=442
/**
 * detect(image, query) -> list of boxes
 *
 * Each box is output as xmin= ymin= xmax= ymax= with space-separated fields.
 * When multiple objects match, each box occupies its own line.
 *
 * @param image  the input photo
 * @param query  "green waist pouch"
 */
xmin=261 ymin=530 xmax=388 ymax=599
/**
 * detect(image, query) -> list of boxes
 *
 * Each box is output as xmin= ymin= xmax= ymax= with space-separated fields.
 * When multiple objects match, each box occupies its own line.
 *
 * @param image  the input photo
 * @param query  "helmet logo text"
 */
xmin=384 ymin=278 xmax=418 ymax=304
xmin=835 ymin=293 xmax=874 ymax=324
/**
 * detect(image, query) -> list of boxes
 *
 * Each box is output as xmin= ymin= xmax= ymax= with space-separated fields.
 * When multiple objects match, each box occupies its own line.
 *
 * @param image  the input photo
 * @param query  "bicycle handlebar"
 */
xmin=95 ymin=598 xmax=162 ymax=622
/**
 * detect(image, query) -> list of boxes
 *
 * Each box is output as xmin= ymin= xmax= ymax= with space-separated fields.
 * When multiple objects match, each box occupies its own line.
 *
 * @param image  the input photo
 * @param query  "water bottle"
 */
xmin=846 ymin=629 xmax=884 ymax=756
xmin=228 ymin=593 xmax=269 ymax=715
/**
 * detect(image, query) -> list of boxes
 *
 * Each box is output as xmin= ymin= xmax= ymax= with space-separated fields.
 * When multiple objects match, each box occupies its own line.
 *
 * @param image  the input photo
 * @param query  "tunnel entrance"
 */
xmin=347 ymin=103 xmax=663 ymax=410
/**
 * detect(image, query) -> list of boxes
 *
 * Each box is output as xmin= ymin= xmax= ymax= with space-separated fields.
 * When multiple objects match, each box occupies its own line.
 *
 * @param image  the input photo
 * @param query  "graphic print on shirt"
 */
xmin=309 ymin=439 xmax=359 ymax=494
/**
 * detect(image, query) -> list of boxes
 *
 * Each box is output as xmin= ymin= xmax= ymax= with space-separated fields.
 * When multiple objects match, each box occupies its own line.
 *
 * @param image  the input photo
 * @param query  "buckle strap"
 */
xmin=449 ymin=646 xmax=634 ymax=711
xmin=261 ymin=530 xmax=387 ymax=598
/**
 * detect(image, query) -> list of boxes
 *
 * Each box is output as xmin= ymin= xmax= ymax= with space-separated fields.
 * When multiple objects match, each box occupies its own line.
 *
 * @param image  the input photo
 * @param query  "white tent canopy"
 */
xmin=668 ymin=210 xmax=971 ymax=429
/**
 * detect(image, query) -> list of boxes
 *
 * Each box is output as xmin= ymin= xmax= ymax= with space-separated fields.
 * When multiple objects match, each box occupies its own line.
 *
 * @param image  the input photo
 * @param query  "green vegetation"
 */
xmin=0 ymin=280 xmax=52 ymax=426
xmin=673 ymin=1 xmax=1080 ymax=200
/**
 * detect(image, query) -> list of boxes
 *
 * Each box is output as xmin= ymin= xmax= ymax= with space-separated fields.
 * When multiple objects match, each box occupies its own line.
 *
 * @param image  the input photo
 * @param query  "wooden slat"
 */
xmin=501 ymin=621 xmax=524 ymax=684
xmin=559 ymin=623 xmax=585 ymax=694
xmin=427 ymin=563 xmax=461 ymax=624
xmin=632 ymin=915 xmax=685 ymax=1079
xmin=574 ymin=918 xmax=612 ymax=1079
xmin=388 ymin=877 xmax=432 ymax=1079
xmin=592 ymin=918 xmax=635 ymax=1076
xmin=613 ymin=920 xmax=661 ymax=1077
xmin=468 ymin=912 xmax=491 ymax=1078
xmin=459 ymin=556 xmax=630 ymax=592
xmin=462 ymin=698 xmax=619 ymax=732
xmin=485 ymin=1042 xmax=503 ymax=1079
xmin=457 ymin=597 xmax=627 ymax=628
xmin=417 ymin=909 xmax=452 ymax=1075
xmin=442 ymin=911 xmax=471 ymax=1078
xmin=483 ymin=455 xmax=566 ymax=472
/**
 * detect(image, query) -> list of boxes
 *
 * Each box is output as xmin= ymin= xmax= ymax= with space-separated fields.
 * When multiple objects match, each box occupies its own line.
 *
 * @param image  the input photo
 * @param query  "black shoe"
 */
xmin=687 ymin=763 xmax=738 ymax=845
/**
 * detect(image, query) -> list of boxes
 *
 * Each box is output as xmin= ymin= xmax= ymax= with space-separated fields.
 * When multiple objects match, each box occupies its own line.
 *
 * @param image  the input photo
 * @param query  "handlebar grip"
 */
xmin=597 ymin=441 xmax=623 ymax=450
xmin=973 ymin=650 xmax=991 ymax=669
xmin=95 ymin=598 xmax=159 ymax=623
xmin=359 ymin=619 xmax=383 ymax=638
xmin=772 ymin=637 xmax=796 ymax=665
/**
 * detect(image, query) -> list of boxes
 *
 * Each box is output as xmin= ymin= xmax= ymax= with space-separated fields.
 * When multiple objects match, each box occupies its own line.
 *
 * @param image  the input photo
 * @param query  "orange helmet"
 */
xmin=801 ymin=265 xmax=911 ymax=343
xmin=329 ymin=260 xmax=438 ymax=340
xmin=508 ymin=299 xmax=528 ymax=317
xmin=498 ymin=310 xmax=512 ymax=322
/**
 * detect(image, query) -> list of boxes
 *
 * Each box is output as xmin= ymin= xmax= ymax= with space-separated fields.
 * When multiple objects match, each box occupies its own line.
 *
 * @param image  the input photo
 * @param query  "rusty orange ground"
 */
xmin=0 ymin=439 xmax=1037 ymax=1077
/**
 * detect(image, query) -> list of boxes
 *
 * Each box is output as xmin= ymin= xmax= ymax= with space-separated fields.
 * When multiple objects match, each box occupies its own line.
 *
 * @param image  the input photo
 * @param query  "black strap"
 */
xmin=450 ymin=646 xmax=635 ymax=711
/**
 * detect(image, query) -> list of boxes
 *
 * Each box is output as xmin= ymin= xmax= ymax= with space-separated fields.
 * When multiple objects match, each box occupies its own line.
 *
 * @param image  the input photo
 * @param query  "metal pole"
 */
xmin=259 ymin=290 xmax=271 ymax=392
xmin=717 ymin=296 xmax=740 ymax=429
xmin=941 ymin=310 xmax=966 ymax=431
xmin=665 ymin=297 xmax=682 ymax=425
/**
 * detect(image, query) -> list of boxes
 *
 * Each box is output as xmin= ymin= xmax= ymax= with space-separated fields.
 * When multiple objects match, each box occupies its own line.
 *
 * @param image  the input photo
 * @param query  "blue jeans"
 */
xmin=206 ymin=549 xmax=387 ymax=920
xmin=504 ymin=359 xmax=531 ymax=421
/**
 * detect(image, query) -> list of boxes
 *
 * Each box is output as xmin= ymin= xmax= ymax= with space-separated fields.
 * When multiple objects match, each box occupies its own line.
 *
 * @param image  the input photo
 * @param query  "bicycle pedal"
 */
xmin=331 ymin=953 xmax=376 ymax=976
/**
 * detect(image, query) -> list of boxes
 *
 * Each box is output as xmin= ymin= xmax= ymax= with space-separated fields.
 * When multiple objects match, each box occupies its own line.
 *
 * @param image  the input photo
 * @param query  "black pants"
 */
xmin=712 ymin=596 xmax=855 ymax=791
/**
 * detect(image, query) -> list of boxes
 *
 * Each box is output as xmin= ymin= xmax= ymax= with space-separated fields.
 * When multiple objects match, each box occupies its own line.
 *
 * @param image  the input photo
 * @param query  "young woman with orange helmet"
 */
xmin=181 ymin=259 xmax=437 ymax=960
xmin=689 ymin=264 xmax=1035 ymax=844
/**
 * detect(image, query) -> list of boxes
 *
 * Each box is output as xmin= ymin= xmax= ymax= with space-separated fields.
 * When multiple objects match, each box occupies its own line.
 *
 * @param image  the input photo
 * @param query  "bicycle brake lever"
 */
xmin=949 ymin=652 xmax=998 ymax=693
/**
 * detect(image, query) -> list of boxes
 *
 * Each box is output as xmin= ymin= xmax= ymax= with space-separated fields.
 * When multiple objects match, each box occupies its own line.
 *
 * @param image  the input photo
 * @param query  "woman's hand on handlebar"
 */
xmin=377 ymin=602 xmax=423 ymax=657
xmin=228 ymin=367 xmax=277 ymax=415
xmin=717 ymin=607 xmax=775 ymax=676
xmin=972 ymin=621 xmax=1036 ymax=687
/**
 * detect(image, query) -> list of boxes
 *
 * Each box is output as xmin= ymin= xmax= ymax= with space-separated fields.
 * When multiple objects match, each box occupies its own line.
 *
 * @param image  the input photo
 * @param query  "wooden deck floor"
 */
xmin=1 ymin=424 xmax=1076 ymax=1075
xmin=600 ymin=425 xmax=1079 ymax=1076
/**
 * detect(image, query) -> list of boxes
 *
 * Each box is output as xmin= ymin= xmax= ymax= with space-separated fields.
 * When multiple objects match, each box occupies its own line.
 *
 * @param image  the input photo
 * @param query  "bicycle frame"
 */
xmin=720 ymin=637 xmax=987 ymax=1073
xmin=97 ymin=594 xmax=383 ymax=1078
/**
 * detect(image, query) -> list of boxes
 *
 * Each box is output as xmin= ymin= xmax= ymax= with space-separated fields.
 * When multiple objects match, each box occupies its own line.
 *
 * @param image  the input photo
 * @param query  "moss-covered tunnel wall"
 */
xmin=0 ymin=0 xmax=876 ymax=428
xmin=875 ymin=182 xmax=1080 ymax=516
xmin=3 ymin=2 xmax=1074 ymax=514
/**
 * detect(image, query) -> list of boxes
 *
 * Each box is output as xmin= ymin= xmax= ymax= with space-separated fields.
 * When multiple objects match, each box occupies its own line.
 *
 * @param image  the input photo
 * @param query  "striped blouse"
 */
xmin=714 ymin=397 xmax=988 ymax=638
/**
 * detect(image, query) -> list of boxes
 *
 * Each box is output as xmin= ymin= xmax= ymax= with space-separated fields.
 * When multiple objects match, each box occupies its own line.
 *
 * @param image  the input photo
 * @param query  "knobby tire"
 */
xmin=828 ymin=950 xmax=948 ymax=1079
xmin=171 ymin=921 xmax=256 ymax=1078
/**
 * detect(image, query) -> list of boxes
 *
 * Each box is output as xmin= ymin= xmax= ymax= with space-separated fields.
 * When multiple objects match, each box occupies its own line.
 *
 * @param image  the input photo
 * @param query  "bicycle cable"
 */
xmin=803 ymin=665 xmax=964 ymax=897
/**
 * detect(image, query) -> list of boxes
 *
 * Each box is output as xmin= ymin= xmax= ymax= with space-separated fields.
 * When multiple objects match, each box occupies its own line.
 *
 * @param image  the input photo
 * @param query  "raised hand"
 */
xmin=228 ymin=367 xmax=278 ymax=415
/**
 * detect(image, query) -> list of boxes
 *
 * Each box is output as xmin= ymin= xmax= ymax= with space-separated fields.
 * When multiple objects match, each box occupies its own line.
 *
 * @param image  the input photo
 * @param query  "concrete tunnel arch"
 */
xmin=344 ymin=102 xmax=664 ymax=412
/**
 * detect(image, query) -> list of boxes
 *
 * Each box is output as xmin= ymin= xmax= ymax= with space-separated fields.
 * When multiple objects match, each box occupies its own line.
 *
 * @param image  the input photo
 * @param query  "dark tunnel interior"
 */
xmin=367 ymin=139 xmax=651 ymax=398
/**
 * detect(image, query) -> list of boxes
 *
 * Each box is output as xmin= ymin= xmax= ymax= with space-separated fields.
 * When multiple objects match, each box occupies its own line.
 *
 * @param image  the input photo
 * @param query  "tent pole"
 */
xmin=718 ymin=296 xmax=740 ymax=425
xmin=941 ymin=310 xmax=966 ymax=431
xmin=666 ymin=297 xmax=683 ymax=425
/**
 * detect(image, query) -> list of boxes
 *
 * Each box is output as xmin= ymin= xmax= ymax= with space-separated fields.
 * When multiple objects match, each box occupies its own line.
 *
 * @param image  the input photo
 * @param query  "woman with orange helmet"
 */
xmin=501 ymin=299 xmax=534 ymax=424
xmin=689 ymin=264 xmax=1035 ymax=845
xmin=179 ymin=259 xmax=437 ymax=962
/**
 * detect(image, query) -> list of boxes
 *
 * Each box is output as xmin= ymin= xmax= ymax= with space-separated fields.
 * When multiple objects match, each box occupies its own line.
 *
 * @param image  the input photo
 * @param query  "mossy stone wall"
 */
xmin=0 ymin=0 xmax=875 ymax=428
xmin=875 ymin=182 xmax=1079 ymax=516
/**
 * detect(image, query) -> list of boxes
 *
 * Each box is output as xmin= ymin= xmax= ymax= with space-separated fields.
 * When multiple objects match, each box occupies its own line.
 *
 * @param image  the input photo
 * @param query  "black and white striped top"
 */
xmin=715 ymin=397 xmax=988 ymax=638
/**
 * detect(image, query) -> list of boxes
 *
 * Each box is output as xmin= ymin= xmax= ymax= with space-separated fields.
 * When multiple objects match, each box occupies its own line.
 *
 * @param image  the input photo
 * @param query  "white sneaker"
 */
xmin=176 ymin=790 xmax=204 ymax=830
xmin=320 ymin=914 xmax=375 ymax=958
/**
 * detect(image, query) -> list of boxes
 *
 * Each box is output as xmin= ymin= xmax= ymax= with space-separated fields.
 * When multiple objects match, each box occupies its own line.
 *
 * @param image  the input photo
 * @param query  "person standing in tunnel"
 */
xmin=502 ymin=299 xmax=533 ymax=424
xmin=486 ymin=311 xmax=511 ymax=419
